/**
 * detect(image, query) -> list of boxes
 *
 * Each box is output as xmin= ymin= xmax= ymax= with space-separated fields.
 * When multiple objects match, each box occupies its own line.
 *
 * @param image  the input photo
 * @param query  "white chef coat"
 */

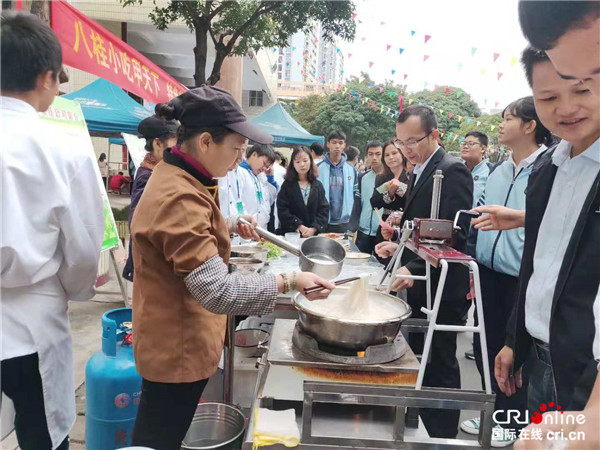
xmin=1 ymin=97 xmax=104 ymax=448
xmin=272 ymin=163 xmax=286 ymax=229
xmin=237 ymin=165 xmax=276 ymax=229
xmin=217 ymin=167 xmax=242 ymax=219
xmin=525 ymin=138 xmax=600 ymax=343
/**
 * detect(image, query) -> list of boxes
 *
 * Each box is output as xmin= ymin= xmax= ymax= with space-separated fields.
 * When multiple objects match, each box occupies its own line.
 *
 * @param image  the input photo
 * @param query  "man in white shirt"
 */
xmin=482 ymin=48 xmax=600 ymax=420
xmin=1 ymin=12 xmax=104 ymax=450
xmin=237 ymin=144 xmax=276 ymax=229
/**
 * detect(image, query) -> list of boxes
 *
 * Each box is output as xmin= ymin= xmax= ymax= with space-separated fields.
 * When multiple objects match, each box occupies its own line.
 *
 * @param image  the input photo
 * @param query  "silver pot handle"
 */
xmin=238 ymin=218 xmax=301 ymax=257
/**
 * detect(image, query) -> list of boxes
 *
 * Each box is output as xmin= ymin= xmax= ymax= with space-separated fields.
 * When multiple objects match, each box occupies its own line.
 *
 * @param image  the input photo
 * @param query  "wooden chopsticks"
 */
xmin=303 ymin=276 xmax=360 ymax=295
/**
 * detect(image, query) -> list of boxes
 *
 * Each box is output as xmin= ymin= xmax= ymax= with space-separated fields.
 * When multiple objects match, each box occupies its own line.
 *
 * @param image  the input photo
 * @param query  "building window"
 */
xmin=249 ymin=90 xmax=263 ymax=107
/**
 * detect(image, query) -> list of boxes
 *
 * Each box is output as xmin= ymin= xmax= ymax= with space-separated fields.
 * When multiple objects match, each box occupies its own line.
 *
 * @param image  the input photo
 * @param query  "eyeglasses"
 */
xmin=393 ymin=133 xmax=430 ymax=150
xmin=461 ymin=141 xmax=481 ymax=148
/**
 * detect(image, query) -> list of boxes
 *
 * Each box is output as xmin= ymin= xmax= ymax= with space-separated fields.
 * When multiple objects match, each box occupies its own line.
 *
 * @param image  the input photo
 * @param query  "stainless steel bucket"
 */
xmin=181 ymin=402 xmax=246 ymax=450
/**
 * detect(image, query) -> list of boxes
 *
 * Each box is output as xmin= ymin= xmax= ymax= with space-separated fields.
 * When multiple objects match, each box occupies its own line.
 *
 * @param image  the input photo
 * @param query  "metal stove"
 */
xmin=292 ymin=322 xmax=409 ymax=365
xmin=256 ymin=319 xmax=419 ymax=402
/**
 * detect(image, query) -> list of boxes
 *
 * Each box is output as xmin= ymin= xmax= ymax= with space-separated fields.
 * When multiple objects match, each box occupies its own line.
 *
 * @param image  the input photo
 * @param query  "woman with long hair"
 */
xmin=97 ymin=152 xmax=108 ymax=188
xmin=460 ymin=95 xmax=553 ymax=445
xmin=371 ymin=139 xmax=410 ymax=222
xmin=276 ymin=146 xmax=329 ymax=237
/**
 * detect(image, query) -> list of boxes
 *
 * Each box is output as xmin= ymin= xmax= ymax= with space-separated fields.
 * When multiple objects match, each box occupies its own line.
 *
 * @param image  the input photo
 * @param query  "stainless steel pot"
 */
xmin=238 ymin=218 xmax=345 ymax=279
xmin=181 ymin=402 xmax=246 ymax=450
xmin=293 ymin=287 xmax=412 ymax=350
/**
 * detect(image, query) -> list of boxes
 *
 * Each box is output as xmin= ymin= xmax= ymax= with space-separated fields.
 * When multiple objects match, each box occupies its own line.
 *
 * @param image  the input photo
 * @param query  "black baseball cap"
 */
xmin=157 ymin=85 xmax=273 ymax=144
xmin=138 ymin=115 xmax=179 ymax=140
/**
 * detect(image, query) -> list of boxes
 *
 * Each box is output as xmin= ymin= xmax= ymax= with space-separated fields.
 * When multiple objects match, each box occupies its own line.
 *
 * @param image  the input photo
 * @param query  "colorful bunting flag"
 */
xmin=399 ymin=48 xmax=404 ymax=55
xmin=439 ymin=109 xmax=444 ymax=114
xmin=493 ymin=53 xmax=500 ymax=62
xmin=424 ymin=81 xmax=428 ymax=88
xmin=448 ymin=113 xmax=454 ymax=119
xmin=472 ymin=47 xmax=477 ymax=56
xmin=481 ymin=68 xmax=487 ymax=75
xmin=386 ymin=44 xmax=391 ymax=51
xmin=497 ymin=72 xmax=503 ymax=80
xmin=467 ymin=118 xmax=472 ymax=124
xmin=490 ymin=125 xmax=496 ymax=131
xmin=458 ymin=116 xmax=463 ymax=122
xmin=336 ymin=48 xmax=340 ymax=53
xmin=424 ymin=55 xmax=430 ymax=62
xmin=379 ymin=87 xmax=384 ymax=93
xmin=457 ymin=91 xmax=463 ymax=99
xmin=477 ymin=121 xmax=482 ymax=126
xmin=411 ymin=30 xmax=416 ymax=36
xmin=409 ymin=98 xmax=414 ymax=105
xmin=348 ymin=53 xmax=352 ymax=58
xmin=389 ymin=91 xmax=394 ymax=98
xmin=425 ymin=35 xmax=431 ymax=44
xmin=510 ymin=56 xmax=518 ymax=67
xmin=445 ymin=87 xmax=450 ymax=95
xmin=453 ymin=135 xmax=458 ymax=142
xmin=404 ymin=74 xmax=408 ymax=80
xmin=391 ymin=69 xmax=396 ymax=75
xmin=351 ymin=13 xmax=357 ymax=19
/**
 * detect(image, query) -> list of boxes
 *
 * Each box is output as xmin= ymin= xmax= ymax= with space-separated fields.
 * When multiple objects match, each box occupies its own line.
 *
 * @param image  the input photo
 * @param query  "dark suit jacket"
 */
xmin=276 ymin=179 xmax=329 ymax=234
xmin=398 ymin=148 xmax=474 ymax=310
xmin=507 ymin=147 xmax=600 ymax=410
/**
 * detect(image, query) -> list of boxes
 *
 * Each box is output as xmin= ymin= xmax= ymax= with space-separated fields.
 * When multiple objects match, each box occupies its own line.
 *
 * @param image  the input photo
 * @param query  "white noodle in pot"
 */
xmin=304 ymin=274 xmax=400 ymax=321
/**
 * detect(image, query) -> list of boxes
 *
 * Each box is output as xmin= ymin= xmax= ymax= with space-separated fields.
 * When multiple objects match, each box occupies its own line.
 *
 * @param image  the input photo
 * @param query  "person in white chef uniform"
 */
xmin=1 ymin=12 xmax=104 ymax=450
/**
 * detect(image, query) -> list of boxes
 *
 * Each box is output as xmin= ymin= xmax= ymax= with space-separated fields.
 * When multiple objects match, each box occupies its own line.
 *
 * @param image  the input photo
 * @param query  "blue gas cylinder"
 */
xmin=85 ymin=308 xmax=142 ymax=449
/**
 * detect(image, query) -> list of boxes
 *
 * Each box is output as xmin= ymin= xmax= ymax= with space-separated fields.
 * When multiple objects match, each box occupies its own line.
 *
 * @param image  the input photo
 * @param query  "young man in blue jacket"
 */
xmin=317 ymin=130 xmax=358 ymax=233
xmin=349 ymin=140 xmax=385 ymax=253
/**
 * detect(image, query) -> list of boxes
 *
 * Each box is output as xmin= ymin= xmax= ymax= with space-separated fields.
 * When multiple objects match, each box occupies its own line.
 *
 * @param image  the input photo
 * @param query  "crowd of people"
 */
xmin=1 ymin=1 xmax=599 ymax=450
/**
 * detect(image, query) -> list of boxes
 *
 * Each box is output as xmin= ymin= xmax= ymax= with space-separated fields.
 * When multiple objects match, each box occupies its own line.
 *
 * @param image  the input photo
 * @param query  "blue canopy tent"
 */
xmin=63 ymin=78 xmax=152 ymax=137
xmin=250 ymin=103 xmax=324 ymax=146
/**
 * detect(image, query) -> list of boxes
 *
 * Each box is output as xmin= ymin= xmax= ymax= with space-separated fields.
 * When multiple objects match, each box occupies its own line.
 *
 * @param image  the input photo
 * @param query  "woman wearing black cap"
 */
xmin=130 ymin=86 xmax=335 ymax=449
xmin=122 ymin=115 xmax=178 ymax=282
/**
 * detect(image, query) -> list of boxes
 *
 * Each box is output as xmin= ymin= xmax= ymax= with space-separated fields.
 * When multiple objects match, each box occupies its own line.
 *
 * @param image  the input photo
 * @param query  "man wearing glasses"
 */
xmin=376 ymin=105 xmax=473 ymax=439
xmin=460 ymin=132 xmax=490 ymax=208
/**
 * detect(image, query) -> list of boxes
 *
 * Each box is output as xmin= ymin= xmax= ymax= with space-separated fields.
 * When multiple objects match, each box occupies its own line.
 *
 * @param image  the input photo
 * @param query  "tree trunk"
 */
xmin=193 ymin=20 xmax=209 ymax=87
xmin=30 ymin=0 xmax=50 ymax=23
xmin=206 ymin=48 xmax=226 ymax=86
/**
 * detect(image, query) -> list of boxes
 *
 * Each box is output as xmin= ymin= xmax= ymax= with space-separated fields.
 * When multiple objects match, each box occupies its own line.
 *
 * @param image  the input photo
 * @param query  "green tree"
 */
xmin=309 ymin=73 xmax=407 ymax=151
xmin=444 ymin=113 xmax=502 ymax=154
xmin=291 ymin=95 xmax=327 ymax=132
xmin=121 ymin=0 xmax=356 ymax=86
xmin=408 ymin=86 xmax=481 ymax=133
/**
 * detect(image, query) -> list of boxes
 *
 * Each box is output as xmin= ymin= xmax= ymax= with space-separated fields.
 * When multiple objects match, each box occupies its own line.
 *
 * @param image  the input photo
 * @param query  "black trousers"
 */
xmin=473 ymin=264 xmax=528 ymax=429
xmin=1 ymin=353 xmax=69 ymax=450
xmin=408 ymin=297 xmax=470 ymax=439
xmin=354 ymin=231 xmax=377 ymax=255
xmin=132 ymin=377 xmax=209 ymax=450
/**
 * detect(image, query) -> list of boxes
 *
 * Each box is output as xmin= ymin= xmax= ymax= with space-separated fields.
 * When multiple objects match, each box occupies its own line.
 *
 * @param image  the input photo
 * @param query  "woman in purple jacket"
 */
xmin=123 ymin=116 xmax=178 ymax=281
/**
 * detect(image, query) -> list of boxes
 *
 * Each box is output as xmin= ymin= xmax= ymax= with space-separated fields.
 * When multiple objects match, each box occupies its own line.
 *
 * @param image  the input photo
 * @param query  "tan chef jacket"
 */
xmin=131 ymin=150 xmax=230 ymax=383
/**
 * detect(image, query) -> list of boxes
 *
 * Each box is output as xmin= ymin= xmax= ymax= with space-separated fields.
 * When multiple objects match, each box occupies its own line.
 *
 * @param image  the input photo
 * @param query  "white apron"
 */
xmin=2 ymin=279 xmax=75 ymax=449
